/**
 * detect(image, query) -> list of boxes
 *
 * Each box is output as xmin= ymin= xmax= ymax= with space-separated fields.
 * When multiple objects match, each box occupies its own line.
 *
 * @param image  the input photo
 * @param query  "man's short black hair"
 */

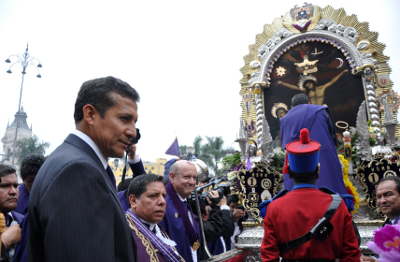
xmin=289 ymin=167 xmax=318 ymax=184
xmin=0 ymin=164 xmax=16 ymax=178
xmin=20 ymin=154 xmax=46 ymax=180
xmin=127 ymin=174 xmax=164 ymax=199
xmin=291 ymin=93 xmax=309 ymax=107
xmin=378 ymin=176 xmax=400 ymax=194
xmin=118 ymin=178 xmax=133 ymax=192
xmin=227 ymin=194 xmax=239 ymax=206
xmin=74 ymin=76 xmax=140 ymax=124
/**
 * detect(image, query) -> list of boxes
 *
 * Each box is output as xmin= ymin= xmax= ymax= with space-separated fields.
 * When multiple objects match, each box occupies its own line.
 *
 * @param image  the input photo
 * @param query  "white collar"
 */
xmin=139 ymin=217 xmax=156 ymax=231
xmin=177 ymin=192 xmax=187 ymax=202
xmin=71 ymin=130 xmax=108 ymax=169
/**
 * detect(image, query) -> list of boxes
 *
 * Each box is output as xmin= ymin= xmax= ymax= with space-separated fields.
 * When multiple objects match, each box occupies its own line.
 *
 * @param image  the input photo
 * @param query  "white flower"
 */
xmin=227 ymin=171 xmax=238 ymax=181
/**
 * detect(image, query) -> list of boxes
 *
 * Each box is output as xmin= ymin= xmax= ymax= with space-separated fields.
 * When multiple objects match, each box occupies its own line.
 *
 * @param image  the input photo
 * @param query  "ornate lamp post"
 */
xmin=5 ymin=44 xmax=42 ymax=166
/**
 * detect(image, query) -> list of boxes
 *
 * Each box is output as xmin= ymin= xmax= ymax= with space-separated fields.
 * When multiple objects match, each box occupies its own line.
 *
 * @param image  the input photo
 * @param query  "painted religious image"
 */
xmin=263 ymin=40 xmax=365 ymax=143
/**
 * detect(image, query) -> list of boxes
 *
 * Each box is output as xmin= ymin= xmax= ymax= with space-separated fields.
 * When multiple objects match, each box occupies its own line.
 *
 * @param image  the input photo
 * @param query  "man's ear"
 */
xmin=129 ymin=194 xmax=138 ymax=209
xmin=82 ymin=104 xmax=97 ymax=126
xmin=169 ymin=172 xmax=175 ymax=183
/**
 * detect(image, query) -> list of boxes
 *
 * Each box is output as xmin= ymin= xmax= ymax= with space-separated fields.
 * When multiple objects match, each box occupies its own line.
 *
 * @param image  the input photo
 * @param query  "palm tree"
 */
xmin=193 ymin=135 xmax=203 ymax=157
xmin=198 ymin=136 xmax=234 ymax=177
xmin=16 ymin=135 xmax=50 ymax=163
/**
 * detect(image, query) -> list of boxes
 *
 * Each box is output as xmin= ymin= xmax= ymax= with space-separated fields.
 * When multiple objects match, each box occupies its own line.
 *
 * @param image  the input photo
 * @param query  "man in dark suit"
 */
xmin=27 ymin=76 xmax=139 ymax=262
xmin=376 ymin=176 xmax=400 ymax=225
xmin=0 ymin=164 xmax=24 ymax=262
xmin=360 ymin=176 xmax=400 ymax=262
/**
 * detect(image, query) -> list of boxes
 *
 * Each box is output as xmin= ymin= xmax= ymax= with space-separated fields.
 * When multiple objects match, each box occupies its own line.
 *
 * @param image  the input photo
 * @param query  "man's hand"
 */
xmin=359 ymin=256 xmax=376 ymax=262
xmin=126 ymin=144 xmax=136 ymax=160
xmin=2 ymin=224 xmax=21 ymax=248
xmin=205 ymin=190 xmax=219 ymax=205
xmin=232 ymin=208 xmax=246 ymax=222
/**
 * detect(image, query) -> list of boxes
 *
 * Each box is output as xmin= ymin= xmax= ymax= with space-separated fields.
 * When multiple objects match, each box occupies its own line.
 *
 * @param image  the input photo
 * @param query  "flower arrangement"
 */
xmin=227 ymin=171 xmax=238 ymax=182
xmin=367 ymin=221 xmax=400 ymax=262
xmin=220 ymin=151 xmax=241 ymax=171
xmin=338 ymin=155 xmax=360 ymax=214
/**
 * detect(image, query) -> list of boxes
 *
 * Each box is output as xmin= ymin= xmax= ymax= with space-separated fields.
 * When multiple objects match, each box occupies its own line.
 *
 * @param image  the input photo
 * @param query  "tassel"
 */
xmin=282 ymin=151 xmax=289 ymax=174
xmin=300 ymin=128 xmax=310 ymax=144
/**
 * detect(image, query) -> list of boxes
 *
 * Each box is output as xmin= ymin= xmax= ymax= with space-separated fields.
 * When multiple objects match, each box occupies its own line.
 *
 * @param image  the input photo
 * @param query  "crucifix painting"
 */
xmin=263 ymin=40 xmax=365 ymax=143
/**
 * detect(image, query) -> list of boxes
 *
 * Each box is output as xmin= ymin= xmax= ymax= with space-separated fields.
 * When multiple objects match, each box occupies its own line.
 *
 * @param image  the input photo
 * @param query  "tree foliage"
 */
xmin=179 ymin=145 xmax=187 ymax=156
xmin=181 ymin=136 xmax=234 ymax=177
xmin=16 ymin=135 xmax=50 ymax=163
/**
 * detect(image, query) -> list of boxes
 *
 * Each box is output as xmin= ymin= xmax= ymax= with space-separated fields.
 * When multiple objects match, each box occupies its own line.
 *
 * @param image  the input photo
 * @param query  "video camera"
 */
xmin=188 ymin=178 xmax=231 ymax=214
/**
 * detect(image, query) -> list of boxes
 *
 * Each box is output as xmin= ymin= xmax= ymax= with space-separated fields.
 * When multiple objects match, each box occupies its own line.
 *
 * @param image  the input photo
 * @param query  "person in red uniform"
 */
xmin=260 ymin=128 xmax=360 ymax=262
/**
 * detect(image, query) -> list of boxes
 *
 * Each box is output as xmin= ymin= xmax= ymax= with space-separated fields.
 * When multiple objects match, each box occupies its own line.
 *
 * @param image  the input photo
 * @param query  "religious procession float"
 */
xmin=204 ymin=3 xmax=399 ymax=262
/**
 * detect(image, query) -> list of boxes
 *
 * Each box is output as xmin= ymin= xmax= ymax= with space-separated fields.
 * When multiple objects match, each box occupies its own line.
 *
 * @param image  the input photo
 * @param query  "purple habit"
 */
xmin=126 ymin=209 xmax=182 ymax=262
xmin=280 ymin=104 xmax=348 ymax=196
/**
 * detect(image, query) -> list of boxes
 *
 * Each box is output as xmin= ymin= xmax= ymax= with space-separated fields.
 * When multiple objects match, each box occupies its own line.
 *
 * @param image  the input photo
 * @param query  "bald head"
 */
xmin=169 ymin=160 xmax=197 ymax=199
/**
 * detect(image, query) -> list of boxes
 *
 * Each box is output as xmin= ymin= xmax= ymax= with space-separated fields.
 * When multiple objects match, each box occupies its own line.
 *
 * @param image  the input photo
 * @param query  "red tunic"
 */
xmin=261 ymin=188 xmax=360 ymax=262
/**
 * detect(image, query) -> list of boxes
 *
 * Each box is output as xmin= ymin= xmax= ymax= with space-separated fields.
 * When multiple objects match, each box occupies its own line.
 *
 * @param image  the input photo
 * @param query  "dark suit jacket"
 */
xmin=27 ymin=134 xmax=137 ymax=262
xmin=383 ymin=214 xmax=400 ymax=226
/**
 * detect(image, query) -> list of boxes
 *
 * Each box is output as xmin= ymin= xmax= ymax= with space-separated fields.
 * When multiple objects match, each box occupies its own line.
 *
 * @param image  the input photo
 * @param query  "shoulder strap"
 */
xmin=279 ymin=194 xmax=342 ymax=252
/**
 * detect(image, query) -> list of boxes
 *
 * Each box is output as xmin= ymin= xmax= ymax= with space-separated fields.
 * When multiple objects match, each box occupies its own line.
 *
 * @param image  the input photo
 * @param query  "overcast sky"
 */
xmin=0 ymin=0 xmax=399 ymax=163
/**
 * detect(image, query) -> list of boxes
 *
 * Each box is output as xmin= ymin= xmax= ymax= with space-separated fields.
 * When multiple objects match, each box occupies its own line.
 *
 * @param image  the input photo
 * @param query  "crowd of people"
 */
xmin=0 ymin=76 xmax=247 ymax=262
xmin=0 ymin=76 xmax=396 ymax=262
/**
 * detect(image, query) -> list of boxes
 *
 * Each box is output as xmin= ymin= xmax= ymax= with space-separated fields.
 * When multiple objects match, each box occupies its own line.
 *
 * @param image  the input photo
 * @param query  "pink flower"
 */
xmin=367 ymin=222 xmax=400 ymax=261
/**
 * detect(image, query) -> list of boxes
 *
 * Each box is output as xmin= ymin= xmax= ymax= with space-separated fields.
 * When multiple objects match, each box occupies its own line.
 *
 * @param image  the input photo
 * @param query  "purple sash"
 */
xmin=126 ymin=209 xmax=182 ymax=262
xmin=165 ymin=182 xmax=199 ymax=248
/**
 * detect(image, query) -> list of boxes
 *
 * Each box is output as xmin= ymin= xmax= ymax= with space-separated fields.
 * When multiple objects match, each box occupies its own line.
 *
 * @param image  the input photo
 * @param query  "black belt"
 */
xmin=282 ymin=259 xmax=336 ymax=262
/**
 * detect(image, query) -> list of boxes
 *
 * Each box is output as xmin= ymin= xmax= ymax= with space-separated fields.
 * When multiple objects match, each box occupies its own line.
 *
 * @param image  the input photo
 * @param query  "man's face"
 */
xmin=23 ymin=174 xmax=36 ymax=192
xmin=376 ymin=180 xmax=400 ymax=219
xmin=305 ymin=82 xmax=314 ymax=90
xmin=201 ymin=206 xmax=211 ymax=221
xmin=170 ymin=163 xmax=197 ymax=199
xmin=129 ymin=181 xmax=166 ymax=224
xmin=0 ymin=174 xmax=19 ymax=213
xmin=229 ymin=202 xmax=238 ymax=212
xmin=90 ymin=93 xmax=138 ymax=158
xmin=278 ymin=110 xmax=286 ymax=118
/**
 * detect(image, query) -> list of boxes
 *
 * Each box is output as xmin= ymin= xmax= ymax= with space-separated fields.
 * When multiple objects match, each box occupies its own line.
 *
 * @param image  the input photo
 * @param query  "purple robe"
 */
xmin=159 ymin=194 xmax=201 ymax=262
xmin=13 ymin=212 xmax=28 ymax=262
xmin=1 ymin=211 xmax=25 ymax=262
xmin=129 ymin=222 xmax=167 ymax=262
xmin=15 ymin=184 xmax=29 ymax=215
xmin=280 ymin=104 xmax=348 ymax=196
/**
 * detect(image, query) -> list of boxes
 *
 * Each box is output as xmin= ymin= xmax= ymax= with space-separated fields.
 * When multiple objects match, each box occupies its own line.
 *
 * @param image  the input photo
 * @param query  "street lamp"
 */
xmin=5 ymin=43 xmax=43 ymax=166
